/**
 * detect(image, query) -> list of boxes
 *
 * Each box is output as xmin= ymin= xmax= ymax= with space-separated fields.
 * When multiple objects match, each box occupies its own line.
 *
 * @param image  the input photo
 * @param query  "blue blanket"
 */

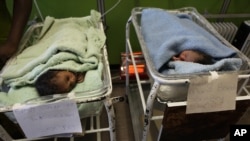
xmin=163 ymin=58 xmax=242 ymax=74
xmin=141 ymin=8 xmax=241 ymax=74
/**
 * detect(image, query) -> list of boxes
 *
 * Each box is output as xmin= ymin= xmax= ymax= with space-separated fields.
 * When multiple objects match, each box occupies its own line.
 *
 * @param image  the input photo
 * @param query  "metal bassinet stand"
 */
xmin=125 ymin=7 xmax=250 ymax=141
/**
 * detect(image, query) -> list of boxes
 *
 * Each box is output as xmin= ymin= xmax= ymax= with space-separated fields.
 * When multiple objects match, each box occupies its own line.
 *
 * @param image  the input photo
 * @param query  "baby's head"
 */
xmin=35 ymin=70 xmax=85 ymax=96
xmin=172 ymin=50 xmax=213 ymax=64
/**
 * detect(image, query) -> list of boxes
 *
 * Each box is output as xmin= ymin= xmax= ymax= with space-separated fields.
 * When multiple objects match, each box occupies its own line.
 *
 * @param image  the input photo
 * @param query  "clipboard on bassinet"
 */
xmin=126 ymin=7 xmax=250 ymax=141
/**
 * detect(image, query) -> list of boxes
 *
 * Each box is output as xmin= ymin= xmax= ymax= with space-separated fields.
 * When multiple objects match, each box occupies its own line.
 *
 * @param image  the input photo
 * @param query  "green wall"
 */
xmin=7 ymin=0 xmax=250 ymax=65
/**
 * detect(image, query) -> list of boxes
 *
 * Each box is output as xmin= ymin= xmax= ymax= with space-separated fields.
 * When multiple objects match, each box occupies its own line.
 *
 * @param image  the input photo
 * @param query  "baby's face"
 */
xmin=52 ymin=71 xmax=83 ymax=93
xmin=172 ymin=50 xmax=202 ymax=62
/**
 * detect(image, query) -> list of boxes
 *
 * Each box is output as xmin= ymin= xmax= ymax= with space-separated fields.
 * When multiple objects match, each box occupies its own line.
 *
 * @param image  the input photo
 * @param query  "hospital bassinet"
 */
xmin=0 ymin=12 xmax=120 ymax=141
xmin=125 ymin=7 xmax=250 ymax=141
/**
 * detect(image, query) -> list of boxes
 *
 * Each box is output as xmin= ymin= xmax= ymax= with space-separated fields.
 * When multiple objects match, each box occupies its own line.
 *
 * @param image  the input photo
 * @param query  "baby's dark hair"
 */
xmin=193 ymin=50 xmax=213 ymax=65
xmin=35 ymin=70 xmax=61 ymax=96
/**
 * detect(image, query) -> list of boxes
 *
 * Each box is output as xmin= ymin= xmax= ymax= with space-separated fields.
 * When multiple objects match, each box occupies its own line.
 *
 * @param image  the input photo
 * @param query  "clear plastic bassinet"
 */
xmin=125 ymin=7 xmax=250 ymax=141
xmin=0 ymin=17 xmax=119 ymax=141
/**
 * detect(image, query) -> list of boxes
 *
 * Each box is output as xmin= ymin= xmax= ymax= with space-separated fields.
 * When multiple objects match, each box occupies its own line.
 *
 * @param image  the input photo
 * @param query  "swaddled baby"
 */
xmin=159 ymin=50 xmax=213 ymax=73
xmin=158 ymin=49 xmax=213 ymax=101
xmin=141 ymin=8 xmax=241 ymax=75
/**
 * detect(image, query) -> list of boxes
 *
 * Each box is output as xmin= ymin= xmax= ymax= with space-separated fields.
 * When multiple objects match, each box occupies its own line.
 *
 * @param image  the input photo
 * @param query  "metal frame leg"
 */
xmin=142 ymin=82 xmax=160 ymax=141
xmin=104 ymin=98 xmax=116 ymax=141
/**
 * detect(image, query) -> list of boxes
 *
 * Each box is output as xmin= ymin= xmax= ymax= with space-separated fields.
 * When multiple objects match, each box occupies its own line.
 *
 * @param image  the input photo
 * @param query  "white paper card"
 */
xmin=186 ymin=72 xmax=238 ymax=114
xmin=13 ymin=100 xmax=82 ymax=139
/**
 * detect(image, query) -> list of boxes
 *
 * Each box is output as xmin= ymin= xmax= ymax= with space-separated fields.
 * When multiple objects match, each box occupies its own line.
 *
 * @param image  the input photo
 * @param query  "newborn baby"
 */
xmin=171 ymin=50 xmax=213 ymax=64
xmin=159 ymin=50 xmax=213 ymax=72
xmin=35 ymin=70 xmax=85 ymax=96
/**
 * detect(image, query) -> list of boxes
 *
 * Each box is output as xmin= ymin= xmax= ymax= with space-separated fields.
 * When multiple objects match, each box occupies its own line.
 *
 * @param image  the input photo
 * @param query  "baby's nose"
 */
xmin=70 ymin=76 xmax=76 ymax=83
xmin=172 ymin=55 xmax=185 ymax=61
xmin=69 ymin=77 xmax=77 ymax=88
xmin=172 ymin=56 xmax=180 ymax=61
